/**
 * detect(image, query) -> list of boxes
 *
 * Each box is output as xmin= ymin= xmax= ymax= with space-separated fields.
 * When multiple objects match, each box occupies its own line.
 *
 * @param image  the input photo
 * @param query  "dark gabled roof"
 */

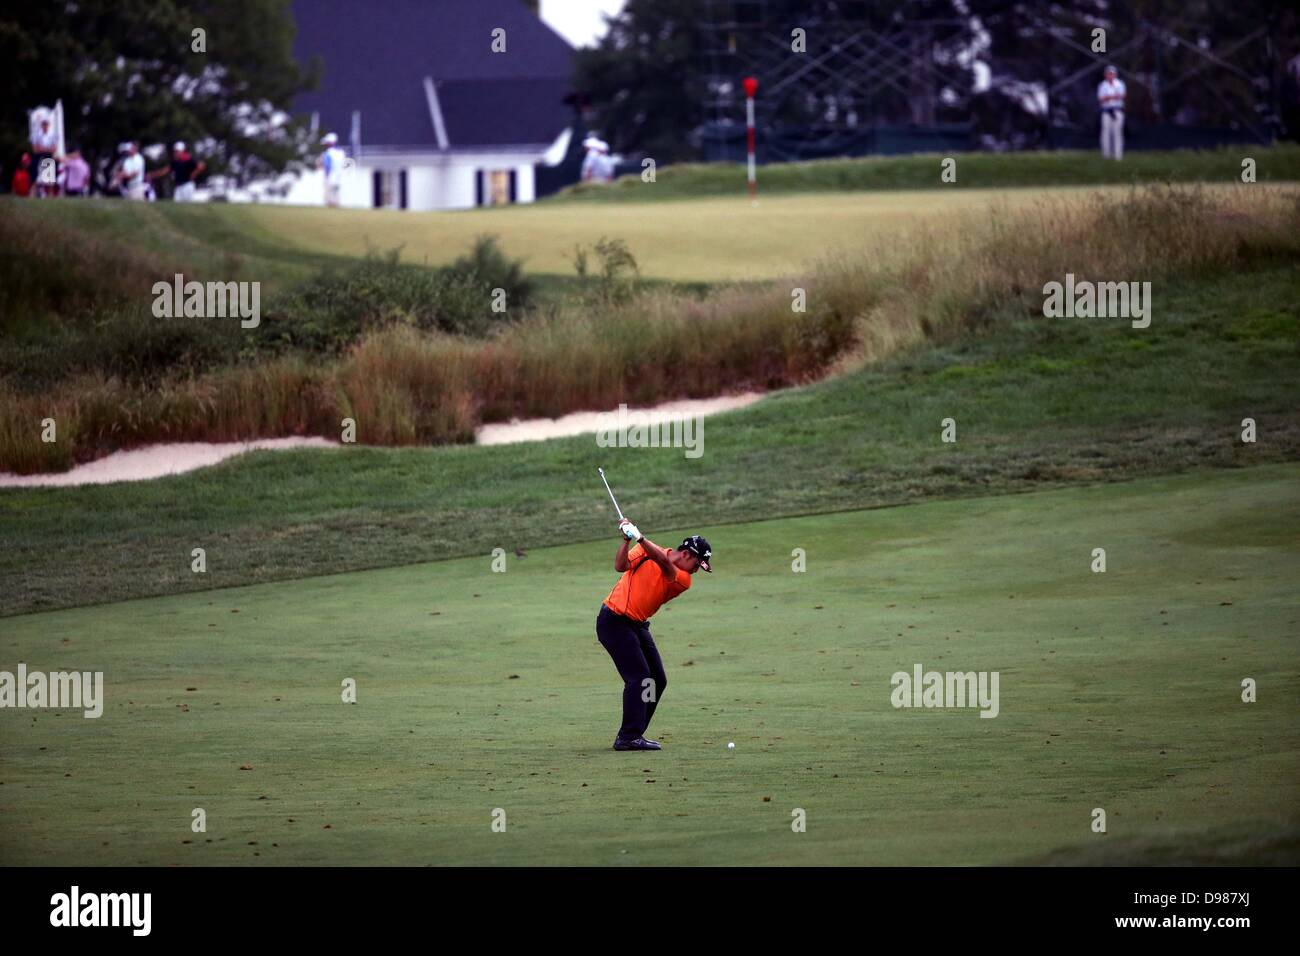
xmin=292 ymin=0 xmax=575 ymax=150
xmin=437 ymin=77 xmax=574 ymax=147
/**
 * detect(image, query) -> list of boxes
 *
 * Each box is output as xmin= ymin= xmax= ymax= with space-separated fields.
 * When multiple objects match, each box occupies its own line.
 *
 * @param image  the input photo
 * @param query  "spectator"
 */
xmin=149 ymin=140 xmax=206 ymax=201
xmin=11 ymin=152 xmax=33 ymax=197
xmin=60 ymin=149 xmax=90 ymax=197
xmin=1098 ymin=65 xmax=1127 ymax=160
xmin=30 ymin=115 xmax=59 ymax=196
xmin=317 ymin=132 xmax=346 ymax=207
xmin=581 ymin=134 xmax=615 ymax=183
xmin=114 ymin=142 xmax=147 ymax=200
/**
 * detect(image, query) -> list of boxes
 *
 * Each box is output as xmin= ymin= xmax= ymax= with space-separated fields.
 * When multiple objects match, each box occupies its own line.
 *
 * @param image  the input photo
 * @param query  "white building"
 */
xmin=287 ymin=0 xmax=579 ymax=211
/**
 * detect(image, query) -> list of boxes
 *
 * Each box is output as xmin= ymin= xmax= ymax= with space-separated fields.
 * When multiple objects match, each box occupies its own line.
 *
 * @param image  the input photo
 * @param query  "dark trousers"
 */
xmin=596 ymin=604 xmax=668 ymax=741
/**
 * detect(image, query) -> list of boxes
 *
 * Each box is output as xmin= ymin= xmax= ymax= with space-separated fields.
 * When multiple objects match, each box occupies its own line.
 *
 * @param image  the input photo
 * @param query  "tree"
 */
xmin=966 ymin=0 xmax=1299 ymax=146
xmin=574 ymin=0 xmax=708 ymax=163
xmin=573 ymin=0 xmax=1298 ymax=159
xmin=0 ymin=0 xmax=317 ymax=189
xmin=575 ymin=0 xmax=975 ymax=163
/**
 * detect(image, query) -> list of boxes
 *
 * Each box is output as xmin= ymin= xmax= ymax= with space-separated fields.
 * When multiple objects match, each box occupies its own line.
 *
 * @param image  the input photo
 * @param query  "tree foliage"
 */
xmin=573 ymin=0 xmax=1299 ymax=159
xmin=0 ymin=0 xmax=317 ymax=185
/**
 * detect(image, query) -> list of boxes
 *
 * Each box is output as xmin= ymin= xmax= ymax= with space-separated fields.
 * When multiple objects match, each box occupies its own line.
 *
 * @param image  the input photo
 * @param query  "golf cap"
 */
xmin=173 ymin=140 xmax=186 ymax=151
xmin=1105 ymin=64 xmax=1118 ymax=74
xmin=680 ymin=535 xmax=712 ymax=572
xmin=321 ymin=132 xmax=338 ymax=145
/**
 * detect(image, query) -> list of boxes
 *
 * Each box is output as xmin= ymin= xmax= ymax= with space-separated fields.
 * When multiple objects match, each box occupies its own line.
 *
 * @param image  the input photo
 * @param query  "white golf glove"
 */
xmin=619 ymin=519 xmax=642 ymax=542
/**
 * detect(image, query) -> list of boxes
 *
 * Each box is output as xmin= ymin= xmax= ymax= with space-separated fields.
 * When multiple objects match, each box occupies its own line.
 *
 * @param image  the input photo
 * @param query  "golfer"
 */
xmin=596 ymin=519 xmax=711 ymax=751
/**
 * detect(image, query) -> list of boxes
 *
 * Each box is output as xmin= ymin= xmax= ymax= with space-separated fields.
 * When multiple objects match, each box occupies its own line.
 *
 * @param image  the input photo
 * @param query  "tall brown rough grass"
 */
xmin=3 ymin=185 xmax=1297 ymax=474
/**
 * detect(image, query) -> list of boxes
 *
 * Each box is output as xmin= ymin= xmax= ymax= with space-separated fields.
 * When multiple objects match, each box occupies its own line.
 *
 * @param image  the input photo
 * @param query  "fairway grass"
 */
xmin=197 ymin=183 xmax=1277 ymax=282
xmin=5 ymin=264 xmax=1296 ymax=617
xmin=10 ymin=180 xmax=1294 ymax=285
xmin=554 ymin=145 xmax=1300 ymax=204
xmin=1 ymin=464 xmax=1296 ymax=866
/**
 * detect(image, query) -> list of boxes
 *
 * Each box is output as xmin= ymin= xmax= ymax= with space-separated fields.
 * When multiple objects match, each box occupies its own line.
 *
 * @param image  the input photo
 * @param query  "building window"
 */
xmin=372 ymin=169 xmax=406 ymax=209
xmin=488 ymin=169 xmax=511 ymax=205
xmin=478 ymin=169 xmax=518 ymax=206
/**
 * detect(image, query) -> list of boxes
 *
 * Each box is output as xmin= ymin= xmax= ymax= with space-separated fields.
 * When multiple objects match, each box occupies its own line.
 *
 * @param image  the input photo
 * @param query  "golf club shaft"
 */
xmin=597 ymin=467 xmax=626 ymax=522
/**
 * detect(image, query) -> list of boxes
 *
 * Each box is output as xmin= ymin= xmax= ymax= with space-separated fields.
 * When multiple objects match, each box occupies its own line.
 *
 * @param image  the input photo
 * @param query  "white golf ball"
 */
xmin=727 ymin=742 xmax=735 ymax=750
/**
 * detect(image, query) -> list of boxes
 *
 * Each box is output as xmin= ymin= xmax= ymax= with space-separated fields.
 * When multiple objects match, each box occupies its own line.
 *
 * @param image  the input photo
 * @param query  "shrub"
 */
xmin=572 ymin=236 xmax=641 ymax=306
xmin=445 ymin=234 xmax=533 ymax=312
xmin=257 ymin=246 xmax=507 ymax=352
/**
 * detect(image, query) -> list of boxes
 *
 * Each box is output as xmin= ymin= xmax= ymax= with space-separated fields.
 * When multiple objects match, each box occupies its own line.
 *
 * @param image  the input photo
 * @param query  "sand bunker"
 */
xmin=0 ymin=393 xmax=766 ymax=487
xmin=0 ymin=438 xmax=338 ymax=488
xmin=476 ymin=392 xmax=763 ymax=445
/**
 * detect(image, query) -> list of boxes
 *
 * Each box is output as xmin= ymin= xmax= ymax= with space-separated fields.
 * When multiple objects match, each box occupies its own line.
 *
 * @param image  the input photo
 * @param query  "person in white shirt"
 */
xmin=317 ymin=132 xmax=347 ymax=207
xmin=581 ymin=135 xmax=614 ymax=183
xmin=1097 ymin=65 xmax=1127 ymax=160
xmin=30 ymin=116 xmax=59 ymax=197
xmin=116 ymin=142 xmax=147 ymax=200
xmin=596 ymin=142 xmax=617 ymax=183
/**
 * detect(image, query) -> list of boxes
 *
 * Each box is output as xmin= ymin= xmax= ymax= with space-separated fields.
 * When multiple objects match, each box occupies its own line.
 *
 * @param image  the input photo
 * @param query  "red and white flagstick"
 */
xmin=743 ymin=76 xmax=758 ymax=204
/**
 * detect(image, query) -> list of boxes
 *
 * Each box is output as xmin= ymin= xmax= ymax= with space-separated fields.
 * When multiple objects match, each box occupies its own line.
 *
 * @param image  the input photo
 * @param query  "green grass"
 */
xmin=554 ymin=144 xmax=1300 ymax=203
xmin=209 ymin=182 xmax=1297 ymax=282
xmin=0 ymin=195 xmax=695 ymax=326
xmin=0 ymin=196 xmax=708 ymax=396
xmin=3 ymin=264 xmax=1296 ymax=617
xmin=1 ymin=464 xmax=1295 ymax=865
xmin=1 ymin=194 xmax=336 ymax=294
xmin=2 ymin=151 xmax=1297 ymax=866
xmin=17 ymin=184 xmax=1262 ymax=285
xmin=6 ymin=183 xmax=1295 ymax=473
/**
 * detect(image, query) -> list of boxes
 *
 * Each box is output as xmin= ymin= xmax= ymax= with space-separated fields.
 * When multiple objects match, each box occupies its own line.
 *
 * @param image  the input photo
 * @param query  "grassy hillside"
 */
xmin=3 ymin=149 xmax=1297 ymax=868
xmin=3 ymin=184 xmax=1296 ymax=475
xmin=11 ymin=182 xmax=1282 ymax=285
xmin=2 ymin=464 xmax=1295 ymax=865
xmin=227 ymin=187 xmax=1095 ymax=281
xmin=555 ymin=144 xmax=1300 ymax=204
xmin=2 ymin=263 xmax=1296 ymax=616
xmin=152 ymin=180 xmax=1300 ymax=283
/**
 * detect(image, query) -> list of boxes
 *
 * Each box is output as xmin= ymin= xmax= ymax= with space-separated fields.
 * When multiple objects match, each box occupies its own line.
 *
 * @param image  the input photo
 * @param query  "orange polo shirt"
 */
xmin=604 ymin=543 xmax=692 ymax=622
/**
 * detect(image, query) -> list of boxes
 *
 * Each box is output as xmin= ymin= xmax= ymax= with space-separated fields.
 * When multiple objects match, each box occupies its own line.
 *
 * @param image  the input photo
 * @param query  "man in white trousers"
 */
xmin=1098 ymin=65 xmax=1127 ymax=160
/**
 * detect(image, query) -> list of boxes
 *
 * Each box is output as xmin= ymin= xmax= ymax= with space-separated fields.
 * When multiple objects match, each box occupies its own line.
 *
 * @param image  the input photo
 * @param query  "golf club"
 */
xmin=597 ymin=467 xmax=625 ymax=522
